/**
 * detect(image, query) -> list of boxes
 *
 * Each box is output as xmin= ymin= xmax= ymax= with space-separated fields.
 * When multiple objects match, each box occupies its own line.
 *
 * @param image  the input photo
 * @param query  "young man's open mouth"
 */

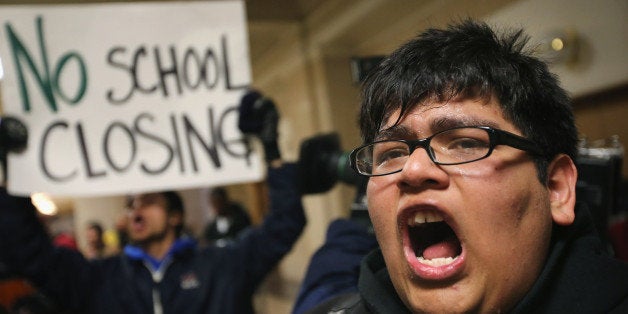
xmin=402 ymin=210 xmax=465 ymax=280
xmin=130 ymin=214 xmax=146 ymax=233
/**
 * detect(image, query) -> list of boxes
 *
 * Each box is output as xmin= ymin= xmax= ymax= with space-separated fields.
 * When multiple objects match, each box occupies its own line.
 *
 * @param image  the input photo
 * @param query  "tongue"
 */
xmin=422 ymin=237 xmax=460 ymax=260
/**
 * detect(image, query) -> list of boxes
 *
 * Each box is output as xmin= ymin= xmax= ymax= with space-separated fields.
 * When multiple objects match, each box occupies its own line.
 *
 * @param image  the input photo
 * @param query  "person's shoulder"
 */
xmin=304 ymin=293 xmax=369 ymax=314
xmin=231 ymin=202 xmax=247 ymax=212
xmin=604 ymin=293 xmax=628 ymax=314
xmin=89 ymin=253 xmax=128 ymax=269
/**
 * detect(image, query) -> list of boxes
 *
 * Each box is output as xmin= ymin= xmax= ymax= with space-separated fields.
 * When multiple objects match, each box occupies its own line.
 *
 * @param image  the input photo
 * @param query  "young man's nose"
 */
xmin=399 ymin=147 xmax=448 ymax=187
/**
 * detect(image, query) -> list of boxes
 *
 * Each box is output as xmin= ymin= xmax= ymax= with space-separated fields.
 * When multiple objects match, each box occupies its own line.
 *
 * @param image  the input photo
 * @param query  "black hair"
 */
xmin=87 ymin=221 xmax=104 ymax=237
xmin=86 ymin=221 xmax=105 ymax=251
xmin=210 ymin=187 xmax=228 ymax=201
xmin=161 ymin=191 xmax=184 ymax=237
xmin=359 ymin=19 xmax=578 ymax=182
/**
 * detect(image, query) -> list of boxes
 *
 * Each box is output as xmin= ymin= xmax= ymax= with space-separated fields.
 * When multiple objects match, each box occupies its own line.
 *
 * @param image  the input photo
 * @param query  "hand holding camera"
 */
xmin=238 ymin=89 xmax=281 ymax=167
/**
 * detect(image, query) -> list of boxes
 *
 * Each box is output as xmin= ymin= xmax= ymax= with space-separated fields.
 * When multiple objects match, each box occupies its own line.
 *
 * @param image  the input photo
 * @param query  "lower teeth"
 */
xmin=417 ymin=256 xmax=456 ymax=266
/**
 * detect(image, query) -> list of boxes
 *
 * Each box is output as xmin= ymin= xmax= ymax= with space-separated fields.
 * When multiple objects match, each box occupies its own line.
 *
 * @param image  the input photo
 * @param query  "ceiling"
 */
xmin=244 ymin=0 xmax=326 ymax=22
xmin=244 ymin=0 xmax=330 ymax=67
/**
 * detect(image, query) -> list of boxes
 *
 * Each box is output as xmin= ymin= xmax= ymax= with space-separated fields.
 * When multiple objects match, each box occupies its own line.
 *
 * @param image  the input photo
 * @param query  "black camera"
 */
xmin=296 ymin=133 xmax=362 ymax=194
xmin=297 ymin=133 xmax=372 ymax=230
xmin=0 ymin=116 xmax=28 ymax=152
xmin=0 ymin=116 xmax=28 ymax=182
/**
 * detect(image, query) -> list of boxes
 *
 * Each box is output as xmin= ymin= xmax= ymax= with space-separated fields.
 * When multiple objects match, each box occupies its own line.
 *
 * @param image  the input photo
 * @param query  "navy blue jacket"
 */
xmin=292 ymin=219 xmax=377 ymax=314
xmin=0 ymin=164 xmax=306 ymax=314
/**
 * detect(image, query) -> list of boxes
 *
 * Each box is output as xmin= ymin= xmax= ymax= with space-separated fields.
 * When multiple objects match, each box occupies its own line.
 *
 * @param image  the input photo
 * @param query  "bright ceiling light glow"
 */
xmin=31 ymin=192 xmax=58 ymax=216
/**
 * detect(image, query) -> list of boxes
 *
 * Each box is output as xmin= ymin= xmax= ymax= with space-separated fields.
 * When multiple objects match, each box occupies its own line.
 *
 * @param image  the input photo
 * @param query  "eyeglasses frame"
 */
xmin=349 ymin=126 xmax=544 ymax=177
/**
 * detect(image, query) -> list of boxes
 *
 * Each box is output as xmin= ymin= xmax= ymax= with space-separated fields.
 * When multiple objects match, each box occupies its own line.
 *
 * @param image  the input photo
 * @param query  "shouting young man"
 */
xmin=307 ymin=20 xmax=628 ymax=313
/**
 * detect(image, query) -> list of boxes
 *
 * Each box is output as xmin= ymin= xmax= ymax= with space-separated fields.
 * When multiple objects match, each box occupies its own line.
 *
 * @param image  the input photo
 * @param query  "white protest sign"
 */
xmin=0 ymin=1 xmax=264 ymax=197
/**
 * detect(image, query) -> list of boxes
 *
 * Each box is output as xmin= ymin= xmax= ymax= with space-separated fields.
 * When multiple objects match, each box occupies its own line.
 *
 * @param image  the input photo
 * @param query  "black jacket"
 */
xmin=0 ymin=164 xmax=306 ymax=314
xmin=203 ymin=202 xmax=251 ymax=245
xmin=308 ymin=204 xmax=628 ymax=314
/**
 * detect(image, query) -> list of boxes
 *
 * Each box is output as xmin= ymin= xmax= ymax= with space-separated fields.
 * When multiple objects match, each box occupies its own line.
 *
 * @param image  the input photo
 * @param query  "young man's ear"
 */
xmin=547 ymin=154 xmax=577 ymax=225
xmin=168 ymin=212 xmax=183 ymax=229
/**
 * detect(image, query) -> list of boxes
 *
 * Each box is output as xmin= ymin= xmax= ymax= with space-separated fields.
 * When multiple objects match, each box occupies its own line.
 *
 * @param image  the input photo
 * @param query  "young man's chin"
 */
xmin=129 ymin=231 xmax=168 ymax=246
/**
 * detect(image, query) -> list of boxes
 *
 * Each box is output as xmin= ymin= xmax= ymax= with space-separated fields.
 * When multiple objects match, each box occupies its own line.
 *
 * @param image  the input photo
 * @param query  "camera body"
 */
xmin=297 ymin=133 xmax=372 ymax=231
xmin=296 ymin=133 xmax=362 ymax=194
xmin=0 ymin=116 xmax=28 ymax=183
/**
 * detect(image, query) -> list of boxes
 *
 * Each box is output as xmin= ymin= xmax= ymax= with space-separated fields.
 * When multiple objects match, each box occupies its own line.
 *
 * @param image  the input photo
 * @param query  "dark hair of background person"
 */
xmin=160 ymin=191 xmax=184 ymax=237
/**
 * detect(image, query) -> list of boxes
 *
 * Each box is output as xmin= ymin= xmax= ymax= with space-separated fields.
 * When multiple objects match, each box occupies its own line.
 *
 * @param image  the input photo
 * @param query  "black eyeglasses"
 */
xmin=350 ymin=126 xmax=543 ymax=177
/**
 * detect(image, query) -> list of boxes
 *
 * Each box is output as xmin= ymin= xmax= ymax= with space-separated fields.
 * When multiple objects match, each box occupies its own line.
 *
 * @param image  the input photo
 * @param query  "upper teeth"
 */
xmin=409 ymin=211 xmax=444 ymax=225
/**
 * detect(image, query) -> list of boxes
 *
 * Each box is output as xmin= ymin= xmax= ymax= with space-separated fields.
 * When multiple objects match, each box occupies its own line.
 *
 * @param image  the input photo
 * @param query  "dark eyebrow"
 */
xmin=374 ymin=116 xmax=502 ymax=141
xmin=375 ymin=125 xmax=413 ymax=141
xmin=431 ymin=117 xmax=500 ymax=133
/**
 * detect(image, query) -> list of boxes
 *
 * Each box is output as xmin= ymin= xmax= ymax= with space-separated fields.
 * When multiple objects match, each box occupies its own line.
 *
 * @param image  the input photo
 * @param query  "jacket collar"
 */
xmin=123 ymin=237 xmax=197 ymax=270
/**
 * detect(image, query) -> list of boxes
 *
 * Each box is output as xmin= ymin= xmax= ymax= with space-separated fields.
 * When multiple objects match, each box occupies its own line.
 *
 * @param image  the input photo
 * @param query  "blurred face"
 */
xmin=367 ymin=98 xmax=555 ymax=313
xmin=85 ymin=227 xmax=100 ymax=245
xmin=127 ymin=193 xmax=176 ymax=245
xmin=210 ymin=195 xmax=227 ymax=215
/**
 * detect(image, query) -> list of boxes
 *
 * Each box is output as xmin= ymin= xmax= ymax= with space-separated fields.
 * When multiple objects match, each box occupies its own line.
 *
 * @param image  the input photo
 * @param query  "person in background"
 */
xmin=83 ymin=221 xmax=107 ymax=259
xmin=304 ymin=19 xmax=628 ymax=313
xmin=113 ymin=210 xmax=130 ymax=250
xmin=51 ymin=231 xmax=78 ymax=251
xmin=202 ymin=186 xmax=251 ymax=247
xmin=0 ymin=89 xmax=306 ymax=313
xmin=292 ymin=218 xmax=377 ymax=314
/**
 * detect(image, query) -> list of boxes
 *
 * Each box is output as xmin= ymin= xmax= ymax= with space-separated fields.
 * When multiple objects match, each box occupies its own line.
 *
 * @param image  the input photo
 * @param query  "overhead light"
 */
xmin=538 ymin=29 xmax=579 ymax=65
xmin=31 ymin=192 xmax=58 ymax=216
